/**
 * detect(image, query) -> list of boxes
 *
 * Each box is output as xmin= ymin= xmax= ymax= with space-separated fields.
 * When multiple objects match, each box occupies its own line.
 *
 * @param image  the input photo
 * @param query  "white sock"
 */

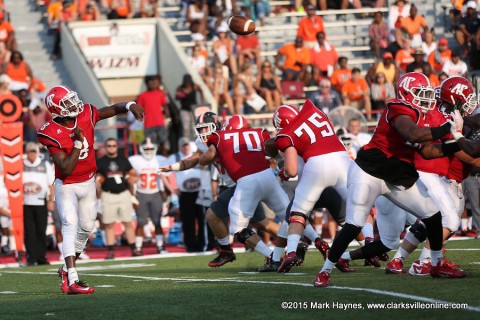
xmin=217 ymin=236 xmax=230 ymax=246
xmin=461 ymin=218 xmax=467 ymax=230
xmin=57 ymin=241 xmax=64 ymax=256
xmin=8 ymin=236 xmax=16 ymax=250
xmin=430 ymin=250 xmax=442 ymax=266
xmin=62 ymin=264 xmax=67 ymax=272
xmin=254 ymin=241 xmax=272 ymax=257
xmin=418 ymin=247 xmax=431 ymax=262
xmin=362 ymin=223 xmax=374 ymax=240
xmin=393 ymin=247 xmax=409 ymax=260
xmin=1 ymin=235 xmax=7 ymax=247
xmin=272 ymin=246 xmax=284 ymax=262
xmin=315 ymin=224 xmax=323 ymax=236
xmin=357 ymin=239 xmax=365 ymax=247
xmin=321 ymin=258 xmax=336 ymax=273
xmin=341 ymin=252 xmax=351 ymax=261
xmin=67 ymin=268 xmax=79 ymax=286
xmin=304 ymin=224 xmax=319 ymax=242
xmin=101 ymin=230 xmax=107 ymax=246
xmin=467 ymin=217 xmax=473 ymax=230
xmin=135 ymin=236 xmax=143 ymax=250
xmin=286 ymin=234 xmax=302 ymax=254
xmin=155 ymin=235 xmax=164 ymax=247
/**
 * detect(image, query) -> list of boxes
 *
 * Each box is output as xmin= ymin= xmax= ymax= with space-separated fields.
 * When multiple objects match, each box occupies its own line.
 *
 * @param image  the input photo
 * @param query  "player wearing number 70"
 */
xmin=264 ymin=100 xmax=352 ymax=273
xmin=37 ymin=85 xmax=144 ymax=295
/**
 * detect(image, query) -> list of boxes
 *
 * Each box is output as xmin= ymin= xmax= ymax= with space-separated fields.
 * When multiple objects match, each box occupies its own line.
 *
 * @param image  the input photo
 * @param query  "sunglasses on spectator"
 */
xmin=106 ymin=145 xmax=117 ymax=148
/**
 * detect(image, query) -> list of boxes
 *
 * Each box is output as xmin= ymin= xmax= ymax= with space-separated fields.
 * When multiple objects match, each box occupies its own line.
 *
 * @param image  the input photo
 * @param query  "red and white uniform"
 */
xmin=36 ymin=104 xmax=99 ymax=258
xmin=346 ymin=100 xmax=439 ymax=230
xmin=207 ymin=128 xmax=289 ymax=234
xmin=274 ymin=100 xmax=351 ymax=215
xmin=447 ymin=156 xmax=470 ymax=216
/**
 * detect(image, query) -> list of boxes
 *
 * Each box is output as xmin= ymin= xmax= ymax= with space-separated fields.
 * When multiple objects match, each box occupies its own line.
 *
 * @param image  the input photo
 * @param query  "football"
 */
xmin=227 ymin=15 xmax=256 ymax=36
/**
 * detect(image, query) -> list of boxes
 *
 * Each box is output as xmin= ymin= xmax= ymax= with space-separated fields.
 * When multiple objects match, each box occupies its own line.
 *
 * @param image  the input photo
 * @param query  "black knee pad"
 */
xmin=360 ymin=239 xmax=391 ymax=259
xmin=235 ymin=228 xmax=255 ymax=244
xmin=409 ymin=220 xmax=427 ymax=243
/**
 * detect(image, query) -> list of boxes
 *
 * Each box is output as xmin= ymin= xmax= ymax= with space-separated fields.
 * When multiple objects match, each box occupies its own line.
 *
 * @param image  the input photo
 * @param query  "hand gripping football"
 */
xmin=227 ymin=15 xmax=256 ymax=35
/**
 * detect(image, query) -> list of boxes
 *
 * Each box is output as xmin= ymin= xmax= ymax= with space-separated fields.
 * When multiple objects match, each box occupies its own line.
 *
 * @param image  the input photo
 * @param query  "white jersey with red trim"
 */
xmin=129 ymin=155 xmax=163 ymax=194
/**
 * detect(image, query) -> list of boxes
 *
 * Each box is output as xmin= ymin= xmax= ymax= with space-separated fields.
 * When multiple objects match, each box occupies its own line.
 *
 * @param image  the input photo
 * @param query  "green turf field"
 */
xmin=1 ymin=239 xmax=479 ymax=320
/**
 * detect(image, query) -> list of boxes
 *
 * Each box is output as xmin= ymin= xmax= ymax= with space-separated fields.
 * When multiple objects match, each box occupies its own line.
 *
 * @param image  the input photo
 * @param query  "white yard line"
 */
xmin=3 ymin=270 xmax=480 ymax=313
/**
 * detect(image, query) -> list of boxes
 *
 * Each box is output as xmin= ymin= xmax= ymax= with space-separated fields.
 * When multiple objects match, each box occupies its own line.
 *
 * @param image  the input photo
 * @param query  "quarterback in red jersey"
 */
xmin=315 ymin=72 xmax=465 ymax=287
xmin=37 ymin=85 xmax=144 ymax=294
xmin=199 ymin=123 xmax=289 ymax=257
xmin=271 ymin=100 xmax=352 ymax=272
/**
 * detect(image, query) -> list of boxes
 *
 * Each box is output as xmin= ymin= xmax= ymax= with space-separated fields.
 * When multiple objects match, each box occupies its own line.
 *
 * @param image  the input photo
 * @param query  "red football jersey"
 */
xmin=448 ymin=156 xmax=471 ymax=183
xmin=414 ymin=105 xmax=451 ymax=176
xmin=37 ymin=104 xmax=100 ymax=184
xmin=275 ymin=100 xmax=345 ymax=162
xmin=207 ymin=128 xmax=270 ymax=182
xmin=364 ymin=99 xmax=424 ymax=163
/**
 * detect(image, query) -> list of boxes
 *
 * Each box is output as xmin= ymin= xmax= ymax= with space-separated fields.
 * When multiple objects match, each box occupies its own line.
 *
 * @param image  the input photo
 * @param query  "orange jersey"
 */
xmin=297 ymin=16 xmax=325 ymax=42
xmin=0 ymin=20 xmax=13 ymax=43
xmin=330 ymin=68 xmax=351 ymax=92
xmin=428 ymin=50 xmax=452 ymax=72
xmin=401 ymin=15 xmax=427 ymax=36
xmin=277 ymin=43 xmax=311 ymax=71
xmin=6 ymin=61 xmax=29 ymax=83
xmin=341 ymin=77 xmax=369 ymax=101
xmin=395 ymin=48 xmax=414 ymax=72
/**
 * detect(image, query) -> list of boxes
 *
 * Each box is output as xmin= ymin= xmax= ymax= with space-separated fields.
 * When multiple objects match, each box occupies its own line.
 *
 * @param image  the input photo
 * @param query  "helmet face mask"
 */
xmin=396 ymin=73 xmax=436 ymax=113
xmin=45 ymin=86 xmax=84 ymax=119
xmin=439 ymin=76 xmax=477 ymax=116
xmin=139 ymin=138 xmax=157 ymax=160
xmin=195 ymin=112 xmax=219 ymax=143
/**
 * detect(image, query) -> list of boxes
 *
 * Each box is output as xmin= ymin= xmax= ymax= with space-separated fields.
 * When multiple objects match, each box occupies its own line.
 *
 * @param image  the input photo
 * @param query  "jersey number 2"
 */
xmin=294 ymin=112 xmax=334 ymax=143
xmin=79 ymin=140 xmax=89 ymax=160
xmin=224 ymin=131 xmax=262 ymax=153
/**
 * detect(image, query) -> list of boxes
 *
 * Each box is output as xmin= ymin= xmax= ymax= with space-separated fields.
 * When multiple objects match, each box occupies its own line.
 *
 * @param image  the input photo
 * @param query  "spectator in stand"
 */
xmin=455 ymin=1 xmax=480 ymax=49
xmin=101 ymin=0 xmax=135 ymax=19
xmin=3 ymin=50 xmax=33 ymax=93
xmin=176 ymin=74 xmax=204 ymax=139
xmin=394 ymin=37 xmax=414 ymax=73
xmin=23 ymin=142 xmax=55 ymax=266
xmin=386 ymin=28 xmax=404 ymax=59
xmin=307 ymin=78 xmax=343 ymax=114
xmin=192 ymin=33 xmax=209 ymax=61
xmin=341 ymin=68 xmax=372 ymax=120
xmin=400 ymin=4 xmax=428 ymax=48
xmin=449 ymin=0 xmax=467 ymax=31
xmin=438 ymin=71 xmax=449 ymax=83
xmin=387 ymin=0 xmax=411 ymax=41
xmin=137 ymin=75 xmax=170 ymax=147
xmin=301 ymin=64 xmax=326 ymax=87
xmin=96 ymin=138 xmax=138 ymax=259
xmin=27 ymin=101 xmax=52 ymax=143
xmin=297 ymin=4 xmax=325 ymax=49
xmin=233 ymin=61 xmax=257 ymax=114
xmin=243 ymin=0 xmax=270 ymax=26
xmin=422 ymin=63 xmax=440 ymax=87
xmin=469 ymin=28 xmax=480 ymax=71
xmin=406 ymin=48 xmax=428 ymax=73
xmin=421 ymin=30 xmax=436 ymax=62
xmin=0 ymin=73 xmax=11 ymax=95
xmin=369 ymin=11 xmax=390 ymax=59
xmin=319 ymin=0 xmax=349 ymax=10
xmin=310 ymin=31 xmax=338 ymax=77
xmin=256 ymin=60 xmax=282 ymax=112
xmin=351 ymin=0 xmax=386 ymax=10
xmin=79 ymin=1 xmax=100 ymax=21
xmin=186 ymin=0 xmax=209 ymax=37
xmin=0 ymin=42 xmax=11 ymax=68
xmin=330 ymin=56 xmax=351 ymax=93
xmin=213 ymin=25 xmax=237 ymax=75
xmin=442 ymin=50 xmax=468 ymax=77
xmin=47 ymin=0 xmax=64 ymax=33
xmin=275 ymin=36 xmax=311 ymax=81
xmin=51 ymin=1 xmax=77 ymax=61
xmin=139 ymin=0 xmax=159 ymax=18
xmin=0 ymin=11 xmax=15 ymax=51
xmin=366 ymin=51 xmax=400 ymax=85
xmin=427 ymin=37 xmax=452 ymax=73
xmin=370 ymin=72 xmax=395 ymax=115
xmin=236 ymin=32 xmax=261 ymax=72
xmin=188 ymin=44 xmax=209 ymax=80
xmin=207 ymin=63 xmax=235 ymax=115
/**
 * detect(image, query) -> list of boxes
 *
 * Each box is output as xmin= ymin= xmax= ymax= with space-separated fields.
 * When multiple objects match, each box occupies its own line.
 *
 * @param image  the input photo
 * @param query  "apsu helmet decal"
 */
xmin=45 ymin=85 xmax=84 ymax=118
xmin=273 ymin=104 xmax=299 ymax=132
xmin=439 ymin=76 xmax=477 ymax=115
xmin=396 ymin=72 xmax=436 ymax=113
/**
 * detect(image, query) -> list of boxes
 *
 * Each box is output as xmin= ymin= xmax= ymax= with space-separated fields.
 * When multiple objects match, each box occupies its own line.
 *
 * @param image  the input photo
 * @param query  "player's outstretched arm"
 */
xmin=394 ymin=115 xmax=451 ymax=143
xmin=158 ymin=152 xmax=201 ymax=174
xmin=199 ymin=145 xmax=217 ymax=166
xmin=98 ymin=101 xmax=144 ymax=122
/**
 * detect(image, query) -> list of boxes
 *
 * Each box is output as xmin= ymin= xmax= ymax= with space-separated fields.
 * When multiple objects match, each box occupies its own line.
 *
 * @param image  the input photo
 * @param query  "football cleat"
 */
xmin=364 ymin=256 xmax=381 ymax=268
xmin=277 ymin=252 xmax=299 ymax=273
xmin=58 ymin=267 xmax=68 ymax=293
xmin=430 ymin=259 xmax=466 ymax=278
xmin=258 ymin=259 xmax=281 ymax=272
xmin=378 ymin=252 xmax=389 ymax=261
xmin=313 ymin=271 xmax=331 ymax=288
xmin=314 ymin=238 xmax=330 ymax=260
xmin=67 ymin=280 xmax=95 ymax=295
xmin=105 ymin=252 xmax=115 ymax=260
xmin=208 ymin=249 xmax=236 ymax=268
xmin=1 ymin=245 xmax=12 ymax=256
xmin=408 ymin=260 xmax=431 ymax=276
xmin=132 ymin=249 xmax=143 ymax=257
xmin=78 ymin=252 xmax=90 ymax=260
xmin=385 ymin=258 xmax=405 ymax=274
xmin=335 ymin=258 xmax=355 ymax=272
xmin=296 ymin=242 xmax=309 ymax=266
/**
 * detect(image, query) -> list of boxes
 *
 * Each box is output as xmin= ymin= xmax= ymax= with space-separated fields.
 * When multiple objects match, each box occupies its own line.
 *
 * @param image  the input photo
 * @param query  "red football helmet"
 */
xmin=438 ymin=76 xmax=477 ymax=115
xmin=45 ymin=85 xmax=84 ymax=118
xmin=223 ymin=115 xmax=249 ymax=130
xmin=396 ymin=72 xmax=435 ymax=113
xmin=272 ymin=104 xmax=299 ymax=132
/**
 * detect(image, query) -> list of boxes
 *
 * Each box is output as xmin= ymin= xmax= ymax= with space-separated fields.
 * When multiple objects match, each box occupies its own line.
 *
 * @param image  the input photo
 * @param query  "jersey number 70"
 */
xmin=294 ymin=112 xmax=334 ymax=144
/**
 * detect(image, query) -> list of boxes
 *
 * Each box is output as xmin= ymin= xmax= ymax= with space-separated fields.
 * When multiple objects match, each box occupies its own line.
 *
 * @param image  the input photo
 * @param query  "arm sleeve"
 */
xmin=386 ymin=103 xmax=420 ymax=126
xmin=275 ymin=135 xmax=294 ymax=152
xmin=207 ymin=132 xmax=220 ymax=148
xmin=37 ymin=134 xmax=63 ymax=156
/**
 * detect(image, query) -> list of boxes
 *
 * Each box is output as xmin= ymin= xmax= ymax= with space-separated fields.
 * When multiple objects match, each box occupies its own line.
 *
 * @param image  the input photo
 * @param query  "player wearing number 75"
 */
xmin=37 ymin=85 xmax=144 ymax=295
xmin=264 ymin=100 xmax=352 ymax=273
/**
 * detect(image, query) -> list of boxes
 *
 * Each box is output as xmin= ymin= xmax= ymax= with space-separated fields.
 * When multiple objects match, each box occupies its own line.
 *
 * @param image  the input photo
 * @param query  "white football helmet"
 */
xmin=139 ymin=138 xmax=157 ymax=160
